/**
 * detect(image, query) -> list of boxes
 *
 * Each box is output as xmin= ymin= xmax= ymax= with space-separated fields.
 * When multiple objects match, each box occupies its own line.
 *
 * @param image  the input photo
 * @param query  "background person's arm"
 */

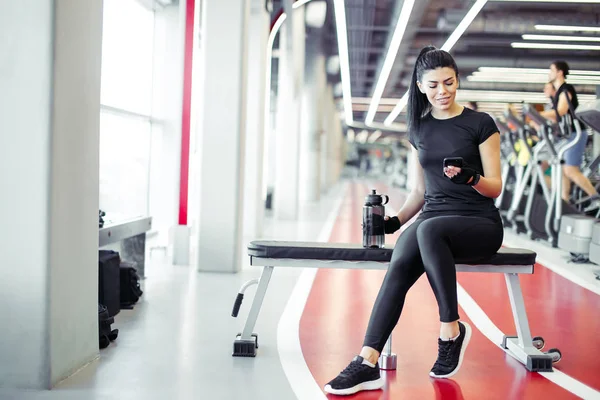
xmin=540 ymin=91 xmax=571 ymax=122
xmin=396 ymin=146 xmax=425 ymax=224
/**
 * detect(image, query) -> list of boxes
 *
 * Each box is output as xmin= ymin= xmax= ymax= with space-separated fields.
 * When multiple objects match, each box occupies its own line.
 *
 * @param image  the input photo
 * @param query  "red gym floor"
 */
xmin=299 ymin=182 xmax=600 ymax=399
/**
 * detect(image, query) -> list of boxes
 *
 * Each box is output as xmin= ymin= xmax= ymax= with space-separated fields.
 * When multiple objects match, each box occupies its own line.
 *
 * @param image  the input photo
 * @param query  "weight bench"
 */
xmin=231 ymin=240 xmax=561 ymax=372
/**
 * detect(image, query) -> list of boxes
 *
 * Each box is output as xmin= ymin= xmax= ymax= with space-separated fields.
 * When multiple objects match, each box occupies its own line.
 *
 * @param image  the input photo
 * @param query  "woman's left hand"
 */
xmin=444 ymin=166 xmax=461 ymax=179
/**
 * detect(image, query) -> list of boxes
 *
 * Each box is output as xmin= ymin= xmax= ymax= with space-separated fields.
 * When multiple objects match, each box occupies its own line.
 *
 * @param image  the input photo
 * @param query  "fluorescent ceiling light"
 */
xmin=356 ymin=129 xmax=369 ymax=143
xmin=372 ymin=91 xmax=597 ymax=105
xmin=368 ymin=130 xmax=382 ymax=143
xmin=353 ymin=97 xmax=399 ymax=105
xmin=354 ymin=104 xmax=397 ymax=112
xmin=491 ymin=0 xmax=600 ymax=2
xmin=305 ymin=1 xmax=327 ymax=28
xmin=441 ymin=0 xmax=489 ymax=51
xmin=455 ymin=89 xmax=597 ymax=103
xmin=347 ymin=129 xmax=355 ymax=142
xmin=467 ymin=75 xmax=600 ymax=85
xmin=512 ymin=42 xmax=600 ymax=51
xmin=535 ymin=24 xmax=600 ymax=32
xmin=472 ymin=72 xmax=600 ymax=82
xmin=365 ymin=0 xmax=416 ymax=126
xmin=349 ymin=121 xmax=408 ymax=133
xmin=384 ymin=0 xmax=489 ymax=125
xmin=523 ymin=34 xmax=600 ymax=42
xmin=293 ymin=0 xmax=313 ymax=8
xmin=478 ymin=67 xmax=600 ymax=76
xmin=384 ymin=92 xmax=409 ymax=125
xmin=333 ymin=0 xmax=354 ymax=125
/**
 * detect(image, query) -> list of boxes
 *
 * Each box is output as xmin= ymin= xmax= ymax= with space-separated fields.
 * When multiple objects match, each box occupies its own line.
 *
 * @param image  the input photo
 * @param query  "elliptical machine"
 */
xmin=577 ymin=100 xmax=600 ymax=266
xmin=557 ymin=100 xmax=600 ymax=259
xmin=503 ymin=108 xmax=538 ymax=235
xmin=521 ymin=104 xmax=580 ymax=245
xmin=494 ymin=117 xmax=519 ymax=227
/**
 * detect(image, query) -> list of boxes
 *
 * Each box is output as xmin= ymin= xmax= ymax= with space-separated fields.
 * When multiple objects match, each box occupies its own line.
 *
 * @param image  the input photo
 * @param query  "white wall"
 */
xmin=49 ymin=0 xmax=104 ymax=386
xmin=0 ymin=0 xmax=103 ymax=389
xmin=0 ymin=0 xmax=54 ymax=388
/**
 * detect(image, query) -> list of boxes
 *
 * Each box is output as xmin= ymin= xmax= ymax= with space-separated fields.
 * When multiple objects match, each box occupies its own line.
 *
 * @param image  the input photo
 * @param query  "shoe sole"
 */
xmin=323 ymin=377 xmax=384 ymax=396
xmin=429 ymin=321 xmax=472 ymax=379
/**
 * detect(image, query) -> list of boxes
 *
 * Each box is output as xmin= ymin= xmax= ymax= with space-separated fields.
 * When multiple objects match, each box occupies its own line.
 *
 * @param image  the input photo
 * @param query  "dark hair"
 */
xmin=552 ymin=60 xmax=570 ymax=77
xmin=407 ymin=46 xmax=460 ymax=135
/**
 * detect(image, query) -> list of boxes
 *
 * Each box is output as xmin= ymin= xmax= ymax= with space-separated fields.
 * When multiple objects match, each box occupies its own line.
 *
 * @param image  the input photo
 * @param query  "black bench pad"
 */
xmin=248 ymin=240 xmax=537 ymax=266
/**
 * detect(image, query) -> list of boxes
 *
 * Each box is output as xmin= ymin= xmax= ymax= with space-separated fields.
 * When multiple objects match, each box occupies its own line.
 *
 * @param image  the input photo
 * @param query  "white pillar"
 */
xmin=299 ymin=37 xmax=325 ymax=204
xmin=325 ymin=84 xmax=339 ymax=188
xmin=333 ymin=107 xmax=344 ymax=182
xmin=320 ymin=84 xmax=333 ymax=193
xmin=274 ymin=6 xmax=305 ymax=220
xmin=243 ymin=0 xmax=269 ymax=239
xmin=0 ymin=0 xmax=102 ymax=389
xmin=195 ymin=0 xmax=250 ymax=273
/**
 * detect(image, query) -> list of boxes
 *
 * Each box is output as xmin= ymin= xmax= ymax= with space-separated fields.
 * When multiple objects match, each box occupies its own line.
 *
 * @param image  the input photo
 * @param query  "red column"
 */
xmin=178 ymin=0 xmax=195 ymax=225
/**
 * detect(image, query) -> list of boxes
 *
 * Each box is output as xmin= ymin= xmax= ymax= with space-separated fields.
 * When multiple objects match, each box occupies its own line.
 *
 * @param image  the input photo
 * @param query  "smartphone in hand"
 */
xmin=443 ymin=157 xmax=463 ymax=168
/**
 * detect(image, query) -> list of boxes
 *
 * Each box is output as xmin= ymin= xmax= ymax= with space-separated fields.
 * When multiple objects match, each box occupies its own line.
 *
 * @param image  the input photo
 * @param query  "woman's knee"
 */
xmin=388 ymin=250 xmax=420 ymax=277
xmin=415 ymin=218 xmax=446 ymax=246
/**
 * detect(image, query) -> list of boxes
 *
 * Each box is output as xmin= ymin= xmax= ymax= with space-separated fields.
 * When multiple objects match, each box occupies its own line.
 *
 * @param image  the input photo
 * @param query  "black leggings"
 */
xmin=362 ymin=212 xmax=504 ymax=353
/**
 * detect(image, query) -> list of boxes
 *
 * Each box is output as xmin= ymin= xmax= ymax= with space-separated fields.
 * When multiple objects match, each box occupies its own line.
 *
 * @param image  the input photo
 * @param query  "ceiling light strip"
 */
xmin=478 ymin=67 xmax=600 ymax=76
xmin=491 ymin=0 xmax=600 ymax=3
xmin=384 ymin=0 xmax=489 ymax=126
xmin=535 ymin=24 xmax=600 ymax=32
xmin=511 ymin=42 xmax=600 ymax=50
xmin=522 ymin=34 xmax=600 ymax=42
xmin=470 ymin=74 xmax=600 ymax=83
xmin=383 ymin=92 xmax=409 ymax=125
xmin=333 ymin=0 xmax=354 ymax=125
xmin=365 ymin=0 xmax=416 ymax=126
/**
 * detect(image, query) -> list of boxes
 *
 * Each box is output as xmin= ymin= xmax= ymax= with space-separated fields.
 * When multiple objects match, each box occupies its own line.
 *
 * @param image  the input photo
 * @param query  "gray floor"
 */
xmin=0 ymin=182 xmax=347 ymax=400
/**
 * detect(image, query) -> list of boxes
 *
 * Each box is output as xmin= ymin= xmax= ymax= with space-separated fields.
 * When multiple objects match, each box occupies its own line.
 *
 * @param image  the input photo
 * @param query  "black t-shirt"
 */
xmin=408 ymin=107 xmax=499 ymax=217
xmin=553 ymin=82 xmax=579 ymax=131
xmin=554 ymin=82 xmax=579 ymax=112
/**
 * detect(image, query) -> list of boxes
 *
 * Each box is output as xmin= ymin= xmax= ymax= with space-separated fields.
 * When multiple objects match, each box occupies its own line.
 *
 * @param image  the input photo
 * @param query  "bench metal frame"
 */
xmin=233 ymin=256 xmax=554 ymax=372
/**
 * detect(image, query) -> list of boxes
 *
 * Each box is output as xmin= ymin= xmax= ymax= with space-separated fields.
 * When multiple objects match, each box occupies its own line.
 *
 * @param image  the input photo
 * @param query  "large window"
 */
xmin=99 ymin=110 xmax=152 ymax=217
xmin=99 ymin=0 xmax=156 ymax=217
xmin=100 ymin=0 xmax=155 ymax=115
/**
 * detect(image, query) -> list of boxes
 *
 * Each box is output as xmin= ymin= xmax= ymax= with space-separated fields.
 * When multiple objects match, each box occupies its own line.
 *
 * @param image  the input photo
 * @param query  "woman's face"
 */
xmin=417 ymin=67 xmax=459 ymax=111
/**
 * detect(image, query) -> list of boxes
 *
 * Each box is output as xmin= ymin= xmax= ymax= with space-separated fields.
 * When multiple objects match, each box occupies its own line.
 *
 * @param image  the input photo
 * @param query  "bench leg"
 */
xmin=233 ymin=266 xmax=274 ymax=357
xmin=378 ymin=335 xmax=397 ymax=370
xmin=503 ymin=273 xmax=554 ymax=372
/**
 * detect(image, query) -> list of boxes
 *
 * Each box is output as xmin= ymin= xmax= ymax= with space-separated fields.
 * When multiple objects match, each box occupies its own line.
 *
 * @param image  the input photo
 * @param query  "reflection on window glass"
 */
xmin=101 ymin=0 xmax=154 ymax=115
xmin=99 ymin=110 xmax=152 ymax=218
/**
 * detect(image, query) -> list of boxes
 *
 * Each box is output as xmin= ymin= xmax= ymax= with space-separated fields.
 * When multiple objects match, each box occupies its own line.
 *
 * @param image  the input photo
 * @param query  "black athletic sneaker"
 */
xmin=324 ymin=356 xmax=384 ymax=396
xmin=429 ymin=321 xmax=472 ymax=379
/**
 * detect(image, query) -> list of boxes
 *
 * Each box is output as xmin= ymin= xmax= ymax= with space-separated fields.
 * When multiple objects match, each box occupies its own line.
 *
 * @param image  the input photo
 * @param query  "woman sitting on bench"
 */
xmin=324 ymin=46 xmax=504 ymax=396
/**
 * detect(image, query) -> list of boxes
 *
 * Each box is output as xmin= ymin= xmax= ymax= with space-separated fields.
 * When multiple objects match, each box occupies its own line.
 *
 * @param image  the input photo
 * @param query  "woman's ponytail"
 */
xmin=407 ymin=46 xmax=435 ymax=138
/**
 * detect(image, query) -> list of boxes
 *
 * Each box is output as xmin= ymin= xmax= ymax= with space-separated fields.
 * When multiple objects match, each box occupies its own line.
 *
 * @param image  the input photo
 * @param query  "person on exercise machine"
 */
xmin=543 ymin=81 xmax=556 ymax=111
xmin=324 ymin=46 xmax=505 ymax=396
xmin=539 ymin=61 xmax=599 ymax=211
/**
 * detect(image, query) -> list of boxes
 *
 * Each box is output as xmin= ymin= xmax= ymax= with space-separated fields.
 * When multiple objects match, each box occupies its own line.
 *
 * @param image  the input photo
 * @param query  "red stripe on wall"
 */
xmin=178 ymin=0 xmax=195 ymax=225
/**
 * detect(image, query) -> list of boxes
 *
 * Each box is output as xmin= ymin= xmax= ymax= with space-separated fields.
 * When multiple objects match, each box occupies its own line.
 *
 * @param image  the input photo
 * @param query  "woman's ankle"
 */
xmin=440 ymin=321 xmax=460 ymax=340
xmin=359 ymin=346 xmax=380 ymax=365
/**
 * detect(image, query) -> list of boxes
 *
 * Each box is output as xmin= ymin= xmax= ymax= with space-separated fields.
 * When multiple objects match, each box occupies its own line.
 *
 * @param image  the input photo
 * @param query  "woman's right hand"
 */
xmin=384 ymin=216 xmax=401 ymax=234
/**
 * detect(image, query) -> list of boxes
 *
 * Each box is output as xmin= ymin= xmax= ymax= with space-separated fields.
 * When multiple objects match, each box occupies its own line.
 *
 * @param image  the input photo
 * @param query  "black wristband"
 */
xmin=469 ymin=173 xmax=481 ymax=186
xmin=384 ymin=216 xmax=401 ymax=234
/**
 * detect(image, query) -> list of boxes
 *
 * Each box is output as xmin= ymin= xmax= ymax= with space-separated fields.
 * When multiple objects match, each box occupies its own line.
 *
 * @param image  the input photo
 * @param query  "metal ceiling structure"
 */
xmin=271 ymin=0 xmax=600 ymax=136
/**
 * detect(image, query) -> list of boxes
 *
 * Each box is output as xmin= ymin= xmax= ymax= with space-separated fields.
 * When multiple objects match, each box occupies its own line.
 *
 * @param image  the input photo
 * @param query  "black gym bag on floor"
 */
xmin=120 ymin=261 xmax=143 ymax=309
xmin=99 ymin=250 xmax=121 ymax=317
xmin=98 ymin=303 xmax=119 ymax=349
